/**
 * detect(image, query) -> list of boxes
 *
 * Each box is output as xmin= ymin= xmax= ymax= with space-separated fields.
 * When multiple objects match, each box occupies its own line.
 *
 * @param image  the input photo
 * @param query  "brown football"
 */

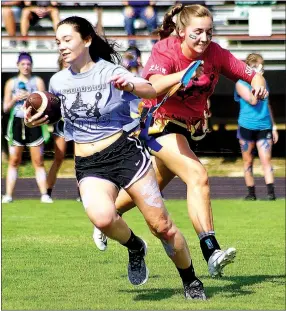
xmin=26 ymin=91 xmax=62 ymax=124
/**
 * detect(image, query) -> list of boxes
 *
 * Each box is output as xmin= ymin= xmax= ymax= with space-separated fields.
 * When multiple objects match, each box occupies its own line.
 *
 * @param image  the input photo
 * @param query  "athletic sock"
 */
xmin=200 ymin=234 xmax=221 ymax=262
xmin=247 ymin=186 xmax=256 ymax=196
xmin=177 ymin=262 xmax=197 ymax=284
xmin=122 ymin=230 xmax=143 ymax=251
xmin=47 ymin=188 xmax=52 ymax=196
xmin=266 ymin=183 xmax=275 ymax=195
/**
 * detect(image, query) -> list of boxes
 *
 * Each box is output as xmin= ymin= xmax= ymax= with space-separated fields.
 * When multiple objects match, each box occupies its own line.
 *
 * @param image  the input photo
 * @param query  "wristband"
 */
xmin=272 ymin=125 xmax=277 ymax=131
xmin=128 ymin=82 xmax=135 ymax=92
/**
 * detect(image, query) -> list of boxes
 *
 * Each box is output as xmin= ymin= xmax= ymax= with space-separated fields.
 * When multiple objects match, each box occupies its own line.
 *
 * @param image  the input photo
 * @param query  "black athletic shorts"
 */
xmin=52 ymin=119 xmax=64 ymax=138
xmin=5 ymin=116 xmax=44 ymax=147
xmin=75 ymin=133 xmax=151 ymax=190
xmin=237 ymin=126 xmax=273 ymax=142
xmin=149 ymin=121 xmax=197 ymax=149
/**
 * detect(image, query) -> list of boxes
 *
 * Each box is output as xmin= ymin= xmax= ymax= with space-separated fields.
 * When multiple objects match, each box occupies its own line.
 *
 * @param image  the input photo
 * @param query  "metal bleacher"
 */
xmin=1 ymin=1 xmax=286 ymax=72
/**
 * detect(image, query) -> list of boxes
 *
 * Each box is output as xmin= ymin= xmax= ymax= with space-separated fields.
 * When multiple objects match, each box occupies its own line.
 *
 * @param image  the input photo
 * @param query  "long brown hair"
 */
xmin=57 ymin=16 xmax=121 ymax=64
xmin=155 ymin=3 xmax=213 ymax=40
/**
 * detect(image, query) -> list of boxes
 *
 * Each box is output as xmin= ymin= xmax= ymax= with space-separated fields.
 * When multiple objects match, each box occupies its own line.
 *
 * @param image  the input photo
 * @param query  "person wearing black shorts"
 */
xmin=24 ymin=16 xmax=207 ymax=300
xmin=2 ymin=52 xmax=52 ymax=204
xmin=235 ymin=53 xmax=278 ymax=200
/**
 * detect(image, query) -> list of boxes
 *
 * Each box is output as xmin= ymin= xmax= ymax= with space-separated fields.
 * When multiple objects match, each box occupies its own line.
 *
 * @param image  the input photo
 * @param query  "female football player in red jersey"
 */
xmin=95 ymin=3 xmax=269 ymax=279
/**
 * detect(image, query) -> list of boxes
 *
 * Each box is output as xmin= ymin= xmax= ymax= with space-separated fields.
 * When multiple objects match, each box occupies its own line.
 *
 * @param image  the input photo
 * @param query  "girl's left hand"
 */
xmin=252 ymin=86 xmax=269 ymax=100
xmin=108 ymin=74 xmax=132 ymax=91
xmin=272 ymin=128 xmax=279 ymax=144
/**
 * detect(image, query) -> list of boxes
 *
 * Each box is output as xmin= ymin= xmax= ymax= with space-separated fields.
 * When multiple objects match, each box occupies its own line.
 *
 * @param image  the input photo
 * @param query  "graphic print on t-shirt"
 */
xmin=176 ymin=69 xmax=217 ymax=101
xmin=57 ymin=83 xmax=112 ymax=129
xmin=86 ymin=92 xmax=102 ymax=118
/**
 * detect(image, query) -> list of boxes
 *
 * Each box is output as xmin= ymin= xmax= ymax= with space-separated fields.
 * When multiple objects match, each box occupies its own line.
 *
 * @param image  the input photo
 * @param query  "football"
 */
xmin=26 ymin=91 xmax=62 ymax=124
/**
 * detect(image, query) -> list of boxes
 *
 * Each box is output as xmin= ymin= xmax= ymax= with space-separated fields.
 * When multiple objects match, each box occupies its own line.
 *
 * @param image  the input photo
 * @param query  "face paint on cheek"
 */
xmin=189 ymin=33 xmax=198 ymax=40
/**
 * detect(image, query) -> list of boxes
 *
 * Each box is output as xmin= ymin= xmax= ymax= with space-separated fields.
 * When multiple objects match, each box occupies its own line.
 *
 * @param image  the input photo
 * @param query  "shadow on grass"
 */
xmin=120 ymin=274 xmax=285 ymax=301
xmin=206 ymin=274 xmax=285 ymax=298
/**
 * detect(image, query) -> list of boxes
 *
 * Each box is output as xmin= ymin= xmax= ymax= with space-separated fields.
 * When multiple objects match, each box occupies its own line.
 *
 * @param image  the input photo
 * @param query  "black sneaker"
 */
xmin=267 ymin=193 xmax=276 ymax=201
xmin=128 ymin=239 xmax=148 ymax=286
xmin=244 ymin=194 xmax=256 ymax=201
xmin=183 ymin=279 xmax=207 ymax=300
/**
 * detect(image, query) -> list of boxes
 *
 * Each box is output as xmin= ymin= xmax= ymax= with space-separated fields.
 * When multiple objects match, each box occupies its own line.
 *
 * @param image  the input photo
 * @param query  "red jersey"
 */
xmin=142 ymin=36 xmax=256 ymax=124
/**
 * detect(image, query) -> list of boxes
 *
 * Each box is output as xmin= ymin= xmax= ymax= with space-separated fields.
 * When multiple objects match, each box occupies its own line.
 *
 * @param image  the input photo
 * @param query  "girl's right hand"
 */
xmin=23 ymin=102 xmax=49 ymax=128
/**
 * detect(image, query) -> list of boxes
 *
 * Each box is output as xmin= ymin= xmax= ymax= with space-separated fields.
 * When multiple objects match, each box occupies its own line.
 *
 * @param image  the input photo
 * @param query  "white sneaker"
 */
xmin=2 ymin=195 xmax=13 ymax=203
xmin=92 ymin=226 xmax=107 ymax=251
xmin=208 ymin=248 xmax=236 ymax=278
xmin=41 ymin=194 xmax=53 ymax=203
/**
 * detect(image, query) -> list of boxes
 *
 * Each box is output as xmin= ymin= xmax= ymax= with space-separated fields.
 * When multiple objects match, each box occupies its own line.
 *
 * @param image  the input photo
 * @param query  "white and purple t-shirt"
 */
xmin=49 ymin=58 xmax=145 ymax=143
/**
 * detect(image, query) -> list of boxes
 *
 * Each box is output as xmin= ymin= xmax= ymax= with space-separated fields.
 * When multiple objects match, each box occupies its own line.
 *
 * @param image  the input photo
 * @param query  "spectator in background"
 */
xmin=122 ymin=46 xmax=143 ymax=76
xmin=2 ymin=52 xmax=52 ymax=204
xmin=2 ymin=1 xmax=22 ymax=48
xmin=20 ymin=1 xmax=60 ymax=47
xmin=234 ymin=53 xmax=278 ymax=201
xmin=122 ymin=1 xmax=157 ymax=47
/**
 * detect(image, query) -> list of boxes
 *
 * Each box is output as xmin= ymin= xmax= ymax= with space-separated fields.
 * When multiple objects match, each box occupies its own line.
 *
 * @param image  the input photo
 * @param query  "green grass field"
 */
xmin=2 ymin=199 xmax=285 ymax=310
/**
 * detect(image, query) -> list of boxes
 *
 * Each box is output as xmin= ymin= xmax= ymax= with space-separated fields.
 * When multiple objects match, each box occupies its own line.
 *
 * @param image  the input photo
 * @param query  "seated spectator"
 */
xmin=20 ymin=1 xmax=60 ymax=46
xmin=122 ymin=1 xmax=157 ymax=47
xmin=2 ymin=1 xmax=22 ymax=48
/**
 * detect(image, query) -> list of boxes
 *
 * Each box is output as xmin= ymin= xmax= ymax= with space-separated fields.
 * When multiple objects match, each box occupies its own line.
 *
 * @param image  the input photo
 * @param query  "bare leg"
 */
xmin=30 ymin=144 xmax=48 ymax=195
xmin=115 ymin=156 xmax=175 ymax=214
xmin=127 ymin=167 xmax=191 ymax=269
xmin=151 ymin=134 xmax=214 ymax=234
xmin=2 ymin=7 xmax=16 ymax=36
xmin=149 ymin=134 xmax=236 ymax=277
xmin=239 ymin=139 xmax=256 ymax=187
xmin=257 ymin=138 xmax=275 ymax=199
xmin=80 ymin=176 xmax=150 ymax=286
xmin=49 ymin=7 xmax=60 ymax=32
xmin=20 ymin=8 xmax=32 ymax=36
xmin=80 ymin=177 xmax=132 ymax=243
xmin=5 ymin=145 xmax=23 ymax=196
xmin=126 ymin=166 xmax=206 ymax=299
xmin=256 ymin=138 xmax=274 ymax=184
xmin=46 ymin=136 xmax=67 ymax=190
